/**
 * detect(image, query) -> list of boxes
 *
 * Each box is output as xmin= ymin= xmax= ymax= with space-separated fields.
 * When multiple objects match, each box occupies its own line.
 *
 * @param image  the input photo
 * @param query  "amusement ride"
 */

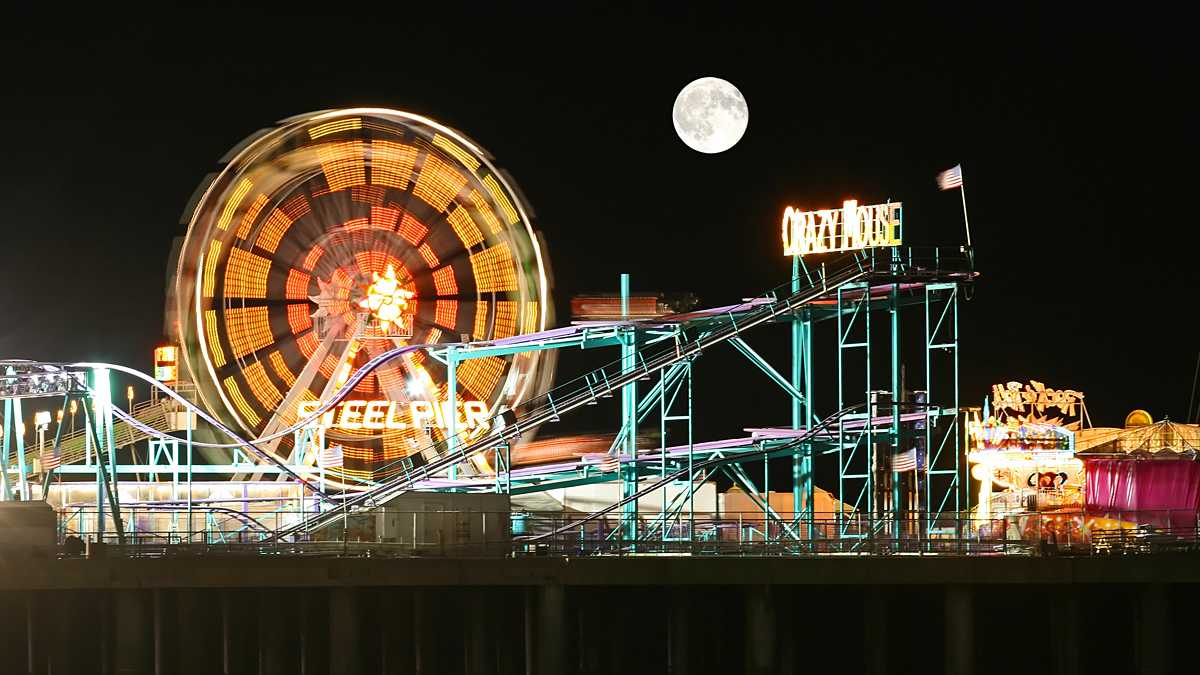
xmin=1 ymin=107 xmax=982 ymax=551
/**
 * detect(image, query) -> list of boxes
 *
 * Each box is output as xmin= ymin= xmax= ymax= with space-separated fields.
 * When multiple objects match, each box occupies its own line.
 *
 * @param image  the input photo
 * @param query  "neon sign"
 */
xmin=297 ymin=399 xmax=490 ymax=432
xmin=991 ymin=381 xmax=1084 ymax=428
xmin=782 ymin=200 xmax=902 ymax=256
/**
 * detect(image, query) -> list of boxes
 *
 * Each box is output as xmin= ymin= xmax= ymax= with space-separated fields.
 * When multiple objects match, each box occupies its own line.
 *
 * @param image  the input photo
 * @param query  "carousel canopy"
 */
xmin=1076 ymin=420 xmax=1200 ymax=459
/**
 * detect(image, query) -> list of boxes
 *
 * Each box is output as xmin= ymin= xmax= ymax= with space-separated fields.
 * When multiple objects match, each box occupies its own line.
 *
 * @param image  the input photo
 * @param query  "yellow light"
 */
xmin=434 ymin=300 xmax=457 ymax=329
xmin=473 ymin=301 xmax=489 ymax=341
xmin=417 ymin=243 xmax=440 ymax=268
xmin=204 ymin=309 xmax=227 ymax=367
xmin=235 ymin=194 xmax=270 ymax=240
xmin=458 ymin=356 xmax=505 ymax=399
xmin=56 ymin=410 xmax=64 ymax=423
xmin=126 ymin=386 xmax=134 ymax=402
xmin=222 ymin=376 xmax=262 ymax=427
xmin=202 ymin=240 xmax=223 ymax=298
xmin=244 ymin=361 xmax=283 ymax=408
xmin=469 ymin=244 xmax=518 ymax=293
xmin=358 ymin=264 xmax=415 ymax=331
xmin=369 ymin=141 xmax=418 ymax=189
xmin=469 ymin=189 xmax=504 ymax=234
xmin=224 ymin=248 xmax=273 ymax=298
xmin=287 ymin=303 xmax=313 ymax=334
xmin=216 ymin=178 xmax=253 ymax=232
xmin=447 ymin=206 xmax=484 ymax=249
xmin=412 ymin=154 xmax=467 ymax=211
xmin=268 ymin=351 xmax=297 ymax=388
xmin=432 ymin=133 xmax=481 ymax=172
xmin=225 ymin=306 xmax=273 ymax=359
xmin=316 ymin=140 xmax=366 ymax=191
xmin=397 ymin=213 xmax=427 ymax=245
xmin=69 ymin=400 xmax=78 ymax=415
xmin=154 ymin=345 xmax=178 ymax=382
xmin=482 ymin=174 xmax=520 ymax=225
xmin=494 ymin=301 xmax=517 ymax=339
xmin=432 ymin=266 xmax=458 ymax=296
xmin=309 ymin=117 xmax=361 ymax=139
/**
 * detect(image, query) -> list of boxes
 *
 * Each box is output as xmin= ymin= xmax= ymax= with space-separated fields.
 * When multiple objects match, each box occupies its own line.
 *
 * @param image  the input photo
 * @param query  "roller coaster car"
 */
xmin=570 ymin=293 xmax=698 ymax=321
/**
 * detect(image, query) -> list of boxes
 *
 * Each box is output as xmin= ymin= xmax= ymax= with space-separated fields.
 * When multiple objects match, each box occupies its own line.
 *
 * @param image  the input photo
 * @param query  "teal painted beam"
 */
xmin=729 ymin=337 xmax=806 ymax=403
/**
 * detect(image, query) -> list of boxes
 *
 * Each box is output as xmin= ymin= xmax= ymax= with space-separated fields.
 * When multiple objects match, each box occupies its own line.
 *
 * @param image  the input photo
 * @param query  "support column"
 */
xmin=414 ymin=588 xmax=437 ymax=675
xmin=27 ymin=590 xmax=47 ymax=675
xmin=330 ymin=588 xmax=362 ymax=675
xmin=790 ymin=258 xmax=813 ymax=536
xmin=447 ymin=346 xmax=458 ymax=484
xmin=465 ymin=592 xmax=493 ymax=675
xmin=51 ymin=590 xmax=92 ymax=674
xmin=526 ymin=585 xmax=565 ymax=675
xmin=1137 ymin=583 xmax=1169 ymax=675
xmin=863 ymin=587 xmax=887 ymax=675
xmin=1050 ymin=585 xmax=1080 ymax=675
xmin=115 ymin=590 xmax=152 ymax=675
xmin=668 ymin=589 xmax=689 ymax=675
xmin=221 ymin=590 xmax=235 ymax=675
xmin=889 ymin=285 xmax=902 ymax=539
xmin=258 ymin=589 xmax=287 ymax=675
xmin=153 ymin=589 xmax=173 ymax=675
xmin=619 ymin=273 xmax=639 ymax=543
xmin=744 ymin=585 xmax=774 ymax=675
xmin=179 ymin=589 xmax=222 ymax=675
xmin=944 ymin=585 xmax=973 ymax=675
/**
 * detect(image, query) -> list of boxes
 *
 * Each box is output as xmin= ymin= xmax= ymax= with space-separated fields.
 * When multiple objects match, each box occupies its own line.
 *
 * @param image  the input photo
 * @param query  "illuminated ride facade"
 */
xmin=173 ymin=109 xmax=553 ymax=485
xmin=965 ymin=382 xmax=1200 ymax=545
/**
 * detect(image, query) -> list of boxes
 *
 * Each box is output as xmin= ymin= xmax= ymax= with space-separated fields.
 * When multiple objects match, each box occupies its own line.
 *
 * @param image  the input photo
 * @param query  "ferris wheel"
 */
xmin=174 ymin=108 xmax=554 ymax=483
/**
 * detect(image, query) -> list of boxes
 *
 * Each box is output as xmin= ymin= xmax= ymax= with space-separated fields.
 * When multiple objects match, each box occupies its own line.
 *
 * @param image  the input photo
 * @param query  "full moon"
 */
xmin=672 ymin=77 xmax=749 ymax=154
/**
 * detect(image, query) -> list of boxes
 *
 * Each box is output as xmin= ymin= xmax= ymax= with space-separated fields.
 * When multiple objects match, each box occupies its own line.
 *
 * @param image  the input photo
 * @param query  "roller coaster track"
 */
xmin=272 ymin=252 xmax=880 ymax=539
xmin=20 ymin=398 xmax=185 ymax=473
xmin=519 ymin=403 xmax=864 ymax=543
xmin=9 ymin=249 xmax=966 ymax=538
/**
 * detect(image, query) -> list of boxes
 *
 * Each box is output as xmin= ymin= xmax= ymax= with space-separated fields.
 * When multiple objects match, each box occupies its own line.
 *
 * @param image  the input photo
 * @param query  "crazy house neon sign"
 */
xmin=782 ymin=200 xmax=902 ymax=256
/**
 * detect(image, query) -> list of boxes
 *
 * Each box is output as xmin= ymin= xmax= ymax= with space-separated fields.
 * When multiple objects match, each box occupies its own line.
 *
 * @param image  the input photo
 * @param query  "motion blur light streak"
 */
xmin=174 ymin=108 xmax=553 ymax=481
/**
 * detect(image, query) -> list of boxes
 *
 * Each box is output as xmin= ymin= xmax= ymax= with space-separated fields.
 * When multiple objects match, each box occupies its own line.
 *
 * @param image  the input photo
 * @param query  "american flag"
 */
xmin=39 ymin=447 xmax=61 ymax=471
xmin=317 ymin=444 xmax=344 ymax=469
xmin=936 ymin=164 xmax=963 ymax=191
xmin=891 ymin=448 xmax=917 ymax=472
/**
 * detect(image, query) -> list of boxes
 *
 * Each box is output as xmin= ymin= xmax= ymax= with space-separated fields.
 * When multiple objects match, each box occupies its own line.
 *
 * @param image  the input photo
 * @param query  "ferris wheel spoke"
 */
xmin=240 ymin=319 xmax=350 ymax=481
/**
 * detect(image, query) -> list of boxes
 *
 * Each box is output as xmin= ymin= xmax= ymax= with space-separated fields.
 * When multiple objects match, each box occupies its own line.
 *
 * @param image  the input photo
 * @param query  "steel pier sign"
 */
xmin=782 ymin=200 xmax=902 ymax=256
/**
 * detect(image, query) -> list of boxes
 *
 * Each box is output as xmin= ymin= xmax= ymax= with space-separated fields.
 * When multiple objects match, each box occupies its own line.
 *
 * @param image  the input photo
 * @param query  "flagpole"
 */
xmin=958 ymin=167 xmax=972 ymax=248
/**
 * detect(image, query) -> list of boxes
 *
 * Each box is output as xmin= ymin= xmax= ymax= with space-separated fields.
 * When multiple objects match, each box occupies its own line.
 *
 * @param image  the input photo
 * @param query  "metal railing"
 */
xmin=47 ymin=508 xmax=1200 ymax=559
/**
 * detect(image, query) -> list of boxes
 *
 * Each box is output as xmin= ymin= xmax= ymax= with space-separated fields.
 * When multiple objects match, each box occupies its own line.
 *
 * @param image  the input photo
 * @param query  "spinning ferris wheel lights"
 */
xmin=173 ymin=108 xmax=555 ymax=484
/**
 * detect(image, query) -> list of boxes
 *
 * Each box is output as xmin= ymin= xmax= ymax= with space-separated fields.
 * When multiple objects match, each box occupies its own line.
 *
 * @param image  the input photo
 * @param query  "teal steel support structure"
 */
xmin=446 ymin=345 xmax=458 ymax=486
xmin=791 ymin=256 xmax=816 ymax=542
xmin=889 ymin=282 xmax=902 ymax=540
xmin=924 ymin=282 xmax=962 ymax=532
xmin=1 ymin=394 xmax=28 ymax=501
xmin=619 ymin=273 xmax=639 ymax=543
xmin=836 ymin=281 xmax=874 ymax=537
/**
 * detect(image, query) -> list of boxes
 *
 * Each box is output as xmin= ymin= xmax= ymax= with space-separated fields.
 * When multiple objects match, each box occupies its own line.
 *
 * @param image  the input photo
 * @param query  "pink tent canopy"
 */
xmin=1084 ymin=458 xmax=1200 ymax=529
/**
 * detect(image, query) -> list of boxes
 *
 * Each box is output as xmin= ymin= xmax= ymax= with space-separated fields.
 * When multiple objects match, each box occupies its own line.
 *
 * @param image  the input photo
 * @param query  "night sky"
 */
xmin=1 ymin=8 xmax=1192 ymax=446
